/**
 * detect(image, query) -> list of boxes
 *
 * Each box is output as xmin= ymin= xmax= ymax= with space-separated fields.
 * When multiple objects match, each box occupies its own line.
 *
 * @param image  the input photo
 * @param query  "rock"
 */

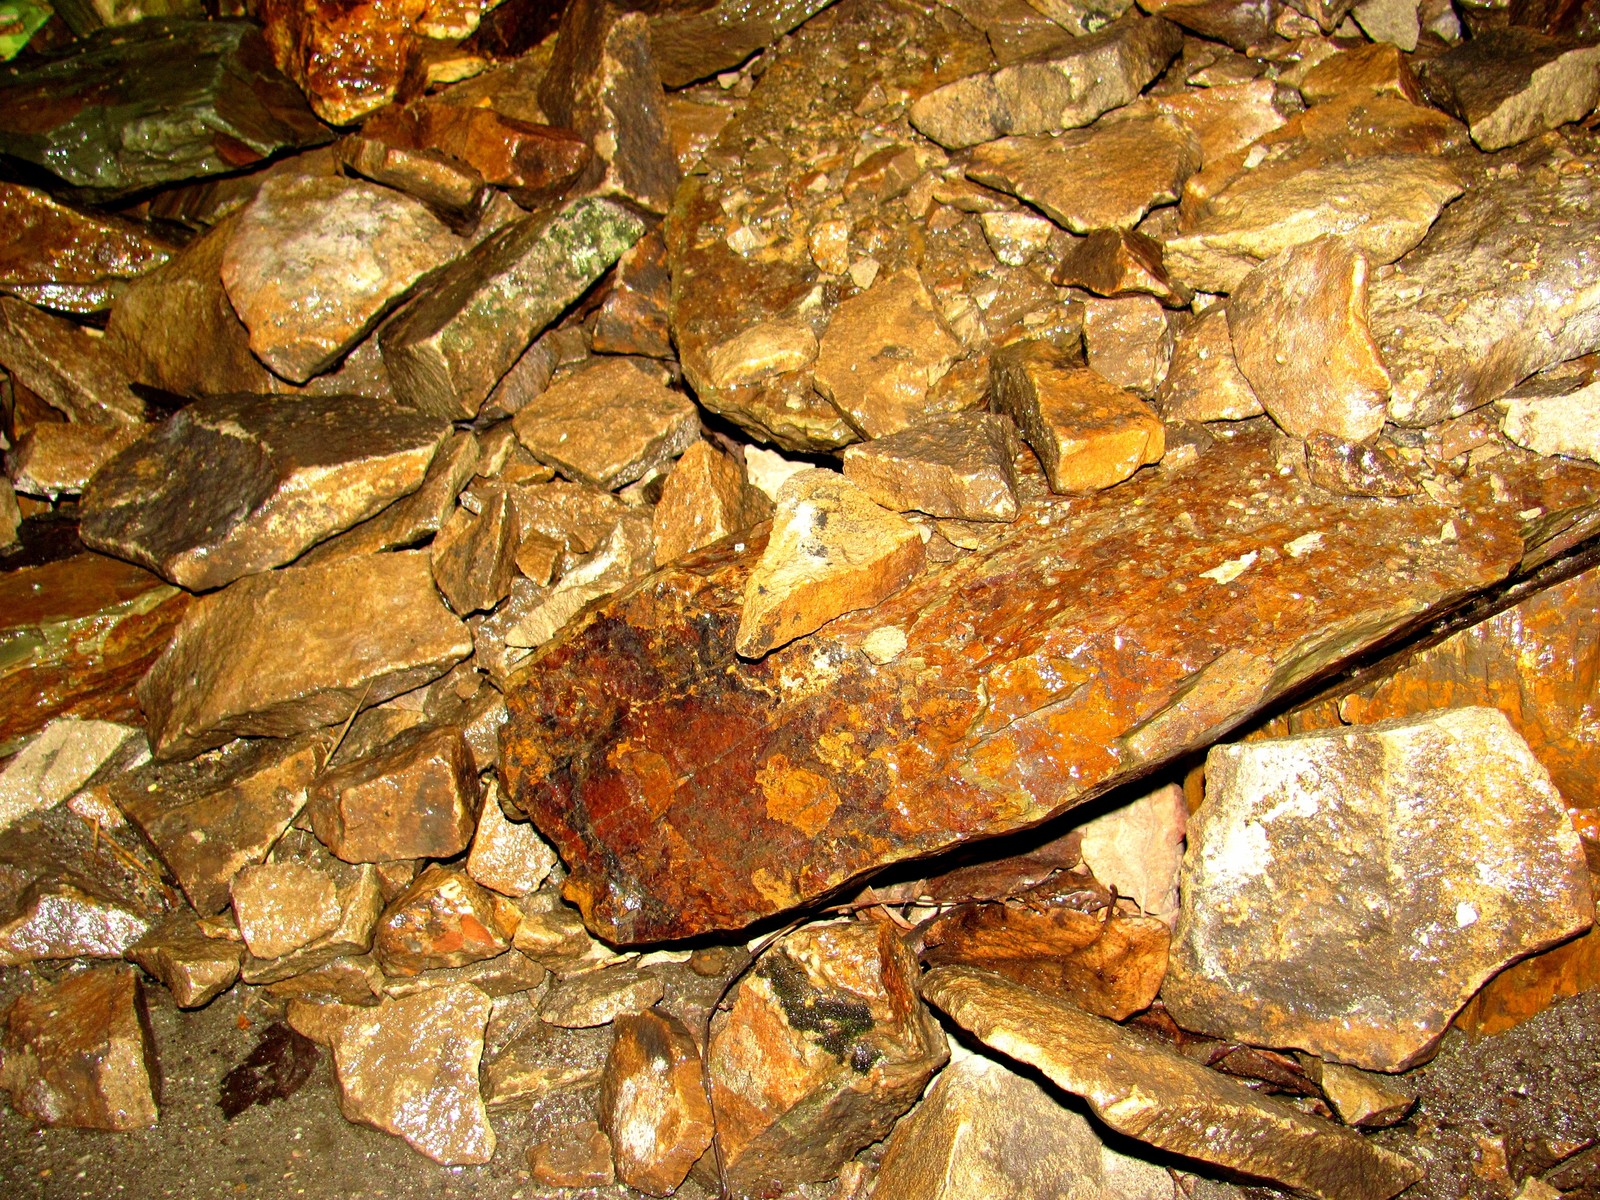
xmin=1147 ymin=79 xmax=1286 ymax=164
xmin=373 ymin=864 xmax=515 ymax=975
xmin=1302 ymin=432 xmax=1418 ymax=498
xmin=736 ymin=468 xmax=925 ymax=658
xmin=430 ymin=489 xmax=518 ymax=616
xmin=1300 ymin=1057 xmax=1416 ymax=1128
xmin=538 ymin=0 xmax=679 ymax=214
xmin=812 ymin=269 xmax=964 ymax=441
xmin=307 ymin=726 xmax=479 ymax=863
xmin=239 ymin=851 xmax=383 ymax=984
xmin=599 ymin=1008 xmax=716 ymax=1196
xmin=1227 ymin=237 xmax=1389 ymax=443
xmin=529 ymin=1120 xmax=615 ymax=1187
xmin=649 ymin=0 xmax=837 ymax=87
xmin=842 ymin=413 xmax=1020 ymax=522
xmin=512 ymin=903 xmax=599 ymax=968
xmin=0 ymin=481 xmax=17 ymax=549
xmin=126 ymin=914 xmax=244 ymax=1008
xmin=1163 ymin=708 xmax=1593 ymax=1072
xmin=1501 ymin=378 xmax=1600 ymax=463
xmin=220 ymin=176 xmax=462 ymax=385
xmin=1083 ymin=296 xmax=1175 ymax=399
xmin=1077 ymin=782 xmax=1187 ymax=924
xmin=0 ymin=966 xmax=159 ymax=1130
xmin=137 ymin=551 xmax=472 ymax=761
xmin=539 ymin=963 xmax=665 ymax=1028
xmin=7 ymin=423 xmax=143 ymax=500
xmin=1154 ymin=304 xmax=1262 ymax=423
xmin=111 ymin=735 xmax=325 ymax=914
xmin=0 ymin=719 xmax=141 ymax=834
xmin=0 ymin=298 xmax=144 ymax=426
xmin=512 ymin=357 xmax=699 ymax=490
xmin=1453 ymin=922 xmax=1600 ymax=1041
xmin=0 ymin=20 xmax=328 ymax=196
xmin=231 ymin=860 xmax=342 ymax=960
xmin=909 ymin=14 xmax=1183 ymax=150
xmin=0 ymin=182 xmax=174 ymax=315
xmin=0 ymin=555 xmax=190 ymax=757
xmin=81 ymin=394 xmax=450 ymax=591
xmin=499 ymin=431 xmax=1536 ymax=944
xmin=966 ymin=114 xmax=1200 ymax=234
xmin=991 ymin=340 xmax=1165 ymax=492
xmin=1299 ymin=42 xmax=1422 ymax=105
xmin=1373 ymin=139 xmax=1600 ymax=428
xmin=1420 ymin=28 xmax=1600 ymax=151
xmin=287 ymin=983 xmax=494 ymax=1164
xmin=381 ymin=197 xmax=645 ymax=420
xmin=874 ymin=1052 xmax=1177 ymax=1200
xmin=592 ymin=228 xmax=674 ymax=358
xmin=706 ymin=920 xmax=946 ymax=1195
xmin=1052 ymin=229 xmax=1190 ymax=307
xmin=466 ymin=784 xmax=558 ymax=897
xmin=652 ymin=439 xmax=766 ymax=566
xmin=0 ymin=876 xmax=155 ymax=967
xmin=258 ymin=0 xmax=422 ymax=126
xmin=923 ymin=966 xmax=1423 ymax=1200
xmin=336 ymin=136 xmax=485 ymax=224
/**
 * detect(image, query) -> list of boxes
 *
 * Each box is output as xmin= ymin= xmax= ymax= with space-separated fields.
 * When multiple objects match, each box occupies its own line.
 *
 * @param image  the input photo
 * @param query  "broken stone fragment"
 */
xmin=373 ymin=864 xmax=515 ymax=976
xmin=966 ymin=113 xmax=1200 ymax=234
xmin=1147 ymin=78 xmax=1286 ymax=164
xmin=1227 ymin=237 xmax=1389 ymax=443
xmin=529 ymin=1121 xmax=616 ymax=1187
xmin=706 ymin=920 xmax=947 ymax=1195
xmin=336 ymin=136 xmax=485 ymax=224
xmin=700 ymin=321 xmax=820 ymax=392
xmin=1052 ymin=229 xmax=1190 ymax=307
xmin=1299 ymin=42 xmax=1423 ymax=105
xmin=381 ymin=196 xmax=646 ymax=420
xmin=1351 ymin=0 xmax=1421 ymax=48
xmin=1298 ymin=1056 xmax=1416 ymax=1128
xmin=1163 ymin=708 xmax=1593 ymax=1072
xmin=287 ymin=983 xmax=495 ymax=1164
xmin=539 ymin=963 xmax=666 ymax=1028
xmin=231 ymin=860 xmax=343 ymax=961
xmin=137 ymin=551 xmax=472 ymax=760
xmin=240 ymin=852 xmax=384 ymax=985
xmin=991 ymin=340 xmax=1165 ymax=492
xmin=7 ymin=423 xmax=144 ymax=500
xmin=1302 ymin=432 xmax=1418 ymax=498
xmin=220 ymin=175 xmax=463 ymax=384
xmin=0 ymin=181 xmax=175 ymax=315
xmin=0 ymin=298 xmax=145 ymax=425
xmin=812 ymin=269 xmax=964 ymax=440
xmin=495 ymin=509 xmax=657 ymax=653
xmin=0 ymin=719 xmax=142 ymax=834
xmin=466 ymin=783 xmax=558 ymax=897
xmin=874 ymin=1051 xmax=1176 ymax=1200
xmin=652 ymin=439 xmax=767 ymax=566
xmin=431 ymin=489 xmax=518 ymax=616
xmin=599 ymin=1008 xmax=716 ymax=1196
xmin=258 ymin=0 xmax=423 ymax=126
xmin=842 ymin=413 xmax=1020 ymax=522
xmin=736 ymin=468 xmax=926 ymax=658
xmin=126 ymin=914 xmax=244 ymax=1008
xmin=1083 ymin=295 xmax=1176 ymax=399
xmin=1077 ymin=782 xmax=1187 ymax=925
xmin=649 ymin=0 xmax=837 ymax=87
xmin=1420 ymin=27 xmax=1600 ymax=151
xmin=909 ymin=14 xmax=1183 ymax=149
xmin=1501 ymin=377 xmax=1600 ymax=464
xmin=0 ymin=877 xmax=156 ymax=967
xmin=924 ymin=966 xmax=1423 ymax=1200
xmin=512 ymin=357 xmax=699 ymax=490
xmin=1154 ymin=304 xmax=1262 ymax=423
xmin=512 ymin=903 xmax=598 ymax=968
xmin=0 ymin=20 xmax=329 ymax=196
xmin=81 ymin=393 xmax=450 ymax=592
xmin=307 ymin=725 xmax=479 ymax=863
xmin=0 ymin=965 xmax=159 ymax=1130
xmin=592 ymin=228 xmax=674 ymax=359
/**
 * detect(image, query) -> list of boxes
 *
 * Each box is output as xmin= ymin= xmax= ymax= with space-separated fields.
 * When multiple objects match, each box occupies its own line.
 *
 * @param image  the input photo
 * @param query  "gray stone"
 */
xmin=0 ymin=719 xmax=142 ymax=834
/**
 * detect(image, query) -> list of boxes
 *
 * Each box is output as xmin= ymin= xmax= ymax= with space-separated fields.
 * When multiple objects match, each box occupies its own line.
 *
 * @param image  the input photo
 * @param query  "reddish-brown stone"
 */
xmin=373 ymin=864 xmax=516 ymax=975
xmin=502 ymin=434 xmax=1532 ymax=944
xmin=361 ymin=104 xmax=591 ymax=205
xmin=0 ymin=182 xmax=175 ymax=315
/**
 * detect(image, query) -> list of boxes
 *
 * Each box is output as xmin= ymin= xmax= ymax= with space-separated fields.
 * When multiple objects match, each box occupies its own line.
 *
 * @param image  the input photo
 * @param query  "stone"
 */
xmin=287 ymin=983 xmax=494 ymax=1164
xmin=652 ymin=439 xmax=766 ymax=567
xmin=6 ymin=423 xmax=143 ymax=499
xmin=539 ymin=0 xmax=679 ymax=214
xmin=1147 ymin=79 xmax=1285 ymax=165
xmin=1 ymin=480 xmax=17 ymax=549
xmin=874 ymin=1052 xmax=1176 ymax=1200
xmin=137 ymin=551 xmax=472 ymax=761
xmin=923 ymin=967 xmax=1423 ymax=1200
xmin=649 ymin=0 xmax=836 ymax=87
xmin=842 ymin=413 xmax=1020 ymax=522
xmin=812 ymin=269 xmax=964 ymax=440
xmin=1351 ymin=0 xmax=1420 ymax=47
xmin=431 ymin=490 xmax=518 ymax=615
xmin=231 ymin=860 xmax=342 ymax=960
xmin=1502 ymin=378 xmax=1600 ymax=463
xmin=466 ymin=784 xmax=558 ymax=897
xmin=599 ymin=1008 xmax=716 ymax=1195
xmin=1300 ymin=1057 xmax=1416 ymax=1128
xmin=0 ymin=298 xmax=144 ymax=426
xmin=499 ymin=431 xmax=1544 ymax=944
xmin=0 ymin=719 xmax=141 ymax=834
xmin=1421 ymin=28 xmax=1600 ymax=151
xmin=0 ymin=182 xmax=174 ymax=315
xmin=706 ymin=920 xmax=947 ymax=1195
xmin=258 ymin=0 xmax=423 ymax=126
xmin=0 ymin=878 xmax=155 ymax=967
xmin=1077 ymin=782 xmax=1186 ymax=924
xmin=1083 ymin=296 xmax=1175 ymax=399
xmin=0 ymin=555 xmax=190 ymax=757
xmin=909 ymin=14 xmax=1183 ymax=150
xmin=0 ymin=966 xmax=158 ymax=1131
xmin=81 ymin=394 xmax=450 ymax=592
xmin=1154 ymin=304 xmax=1262 ymax=423
xmin=381 ymin=197 xmax=645 ymax=420
xmin=966 ymin=114 xmax=1200 ymax=234
xmin=1302 ymin=433 xmax=1418 ymax=498
xmin=979 ymin=210 xmax=1058 ymax=268
xmin=1052 ymin=229 xmax=1190 ymax=307
xmin=1299 ymin=42 xmax=1423 ymax=105
xmin=239 ymin=852 xmax=384 ymax=984
xmin=307 ymin=726 xmax=479 ymax=864
xmin=1163 ymin=707 xmax=1594 ymax=1072
xmin=529 ymin=1121 xmax=615 ymax=1187
xmin=0 ymin=20 xmax=328 ymax=196
xmin=336 ymin=136 xmax=485 ymax=224
xmin=1227 ymin=237 xmax=1389 ymax=443
xmin=512 ymin=903 xmax=599 ymax=968
xmin=1372 ymin=139 xmax=1600 ymax=428
xmin=736 ymin=468 xmax=925 ymax=659
xmin=990 ymin=341 xmax=1164 ymax=493
xmin=373 ymin=864 xmax=515 ymax=975
xmin=591 ymin=228 xmax=674 ymax=359
xmin=220 ymin=176 xmax=462 ymax=385
xmin=126 ymin=914 xmax=244 ymax=1008
xmin=701 ymin=322 xmax=821 ymax=392
xmin=539 ymin=963 xmax=665 ymax=1028
xmin=512 ymin=357 xmax=699 ymax=490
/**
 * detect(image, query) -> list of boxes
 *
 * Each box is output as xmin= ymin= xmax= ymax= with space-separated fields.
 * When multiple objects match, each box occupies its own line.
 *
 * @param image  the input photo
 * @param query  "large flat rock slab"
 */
xmin=502 ymin=434 xmax=1528 ymax=944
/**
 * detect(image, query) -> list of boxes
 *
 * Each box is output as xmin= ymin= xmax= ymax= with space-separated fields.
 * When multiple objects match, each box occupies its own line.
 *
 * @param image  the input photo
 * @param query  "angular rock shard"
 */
xmin=842 ymin=412 xmax=1020 ymax=522
xmin=652 ymin=439 xmax=767 ymax=567
xmin=0 ymin=181 xmax=175 ymax=315
xmin=1420 ymin=27 xmax=1600 ymax=151
xmin=599 ymin=1008 xmax=715 ymax=1196
xmin=649 ymin=0 xmax=838 ymax=87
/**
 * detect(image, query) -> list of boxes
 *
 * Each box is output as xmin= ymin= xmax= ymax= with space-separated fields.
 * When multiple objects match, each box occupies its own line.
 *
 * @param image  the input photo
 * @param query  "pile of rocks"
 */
xmin=1 ymin=0 xmax=1599 ymax=1196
